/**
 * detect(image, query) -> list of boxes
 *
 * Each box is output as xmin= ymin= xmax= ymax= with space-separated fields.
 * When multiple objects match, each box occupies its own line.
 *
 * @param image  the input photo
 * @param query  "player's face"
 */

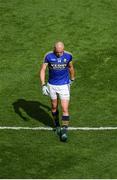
xmin=54 ymin=47 xmax=64 ymax=57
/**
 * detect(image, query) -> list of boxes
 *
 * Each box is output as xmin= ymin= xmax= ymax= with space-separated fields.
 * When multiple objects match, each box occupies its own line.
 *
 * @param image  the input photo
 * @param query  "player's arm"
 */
xmin=40 ymin=63 xmax=48 ymax=86
xmin=68 ymin=61 xmax=75 ymax=81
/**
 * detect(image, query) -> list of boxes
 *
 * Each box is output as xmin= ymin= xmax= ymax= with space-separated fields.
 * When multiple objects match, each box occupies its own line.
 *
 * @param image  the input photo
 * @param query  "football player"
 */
xmin=40 ymin=41 xmax=75 ymax=142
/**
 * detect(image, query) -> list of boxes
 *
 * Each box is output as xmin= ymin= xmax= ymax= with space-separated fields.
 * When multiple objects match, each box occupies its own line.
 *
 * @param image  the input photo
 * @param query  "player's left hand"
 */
xmin=69 ymin=79 xmax=75 ymax=85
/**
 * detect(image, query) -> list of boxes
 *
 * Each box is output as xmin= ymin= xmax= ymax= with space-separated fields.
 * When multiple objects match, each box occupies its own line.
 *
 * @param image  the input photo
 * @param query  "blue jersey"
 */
xmin=44 ymin=51 xmax=72 ymax=85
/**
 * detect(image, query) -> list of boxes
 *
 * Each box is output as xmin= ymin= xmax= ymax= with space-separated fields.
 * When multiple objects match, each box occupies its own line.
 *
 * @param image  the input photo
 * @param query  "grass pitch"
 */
xmin=0 ymin=0 xmax=117 ymax=178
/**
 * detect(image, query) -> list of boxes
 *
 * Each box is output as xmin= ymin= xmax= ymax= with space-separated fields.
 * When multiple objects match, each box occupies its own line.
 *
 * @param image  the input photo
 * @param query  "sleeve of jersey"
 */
xmin=43 ymin=55 xmax=49 ymax=63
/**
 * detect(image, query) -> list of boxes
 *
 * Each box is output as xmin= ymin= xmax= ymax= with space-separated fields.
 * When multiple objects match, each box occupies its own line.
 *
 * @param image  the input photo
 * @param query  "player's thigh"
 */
xmin=47 ymin=83 xmax=57 ymax=100
xmin=59 ymin=84 xmax=70 ymax=101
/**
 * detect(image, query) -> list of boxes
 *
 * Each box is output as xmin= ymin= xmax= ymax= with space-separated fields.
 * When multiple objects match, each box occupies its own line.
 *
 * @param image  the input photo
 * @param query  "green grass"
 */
xmin=0 ymin=130 xmax=117 ymax=179
xmin=0 ymin=0 xmax=117 ymax=178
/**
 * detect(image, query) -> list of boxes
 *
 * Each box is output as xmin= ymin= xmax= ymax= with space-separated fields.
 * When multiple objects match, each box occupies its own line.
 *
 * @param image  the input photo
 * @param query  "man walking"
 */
xmin=40 ymin=41 xmax=75 ymax=141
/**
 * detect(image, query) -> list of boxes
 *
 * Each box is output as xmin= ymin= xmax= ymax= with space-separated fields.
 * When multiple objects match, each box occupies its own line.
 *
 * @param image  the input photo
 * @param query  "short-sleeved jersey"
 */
xmin=44 ymin=51 xmax=72 ymax=85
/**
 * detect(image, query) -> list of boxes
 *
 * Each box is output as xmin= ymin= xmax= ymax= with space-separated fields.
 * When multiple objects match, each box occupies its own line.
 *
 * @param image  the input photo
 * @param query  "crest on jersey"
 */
xmin=64 ymin=58 xmax=67 ymax=63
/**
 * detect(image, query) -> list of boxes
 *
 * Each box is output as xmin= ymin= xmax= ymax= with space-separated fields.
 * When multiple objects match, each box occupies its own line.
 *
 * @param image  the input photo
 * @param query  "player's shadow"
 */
xmin=12 ymin=99 xmax=54 ymax=127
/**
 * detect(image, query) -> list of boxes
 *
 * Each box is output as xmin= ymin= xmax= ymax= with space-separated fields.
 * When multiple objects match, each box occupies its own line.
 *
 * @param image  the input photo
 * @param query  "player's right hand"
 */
xmin=42 ymin=85 xmax=50 ymax=96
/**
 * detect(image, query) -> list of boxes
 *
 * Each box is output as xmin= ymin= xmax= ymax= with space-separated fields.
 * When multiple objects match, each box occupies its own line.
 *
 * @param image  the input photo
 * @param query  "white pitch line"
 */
xmin=0 ymin=126 xmax=117 ymax=131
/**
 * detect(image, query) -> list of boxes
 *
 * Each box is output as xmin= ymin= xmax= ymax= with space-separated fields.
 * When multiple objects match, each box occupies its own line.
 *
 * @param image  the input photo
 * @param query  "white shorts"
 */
xmin=47 ymin=83 xmax=70 ymax=100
